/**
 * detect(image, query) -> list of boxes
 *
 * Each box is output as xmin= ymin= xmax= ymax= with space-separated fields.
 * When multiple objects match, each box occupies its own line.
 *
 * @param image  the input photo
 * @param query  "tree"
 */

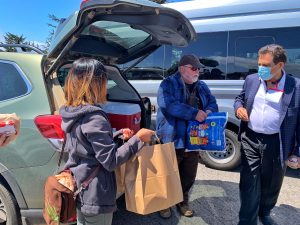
xmin=0 ymin=32 xmax=26 ymax=52
xmin=45 ymin=14 xmax=61 ymax=52
xmin=0 ymin=32 xmax=45 ymax=53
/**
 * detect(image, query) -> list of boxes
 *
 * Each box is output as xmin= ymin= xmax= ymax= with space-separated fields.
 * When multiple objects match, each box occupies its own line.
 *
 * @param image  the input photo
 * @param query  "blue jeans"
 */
xmin=76 ymin=209 xmax=113 ymax=225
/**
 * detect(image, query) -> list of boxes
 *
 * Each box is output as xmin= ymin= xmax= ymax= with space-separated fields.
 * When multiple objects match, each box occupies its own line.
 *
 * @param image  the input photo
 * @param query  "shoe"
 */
xmin=259 ymin=215 xmax=278 ymax=225
xmin=176 ymin=202 xmax=194 ymax=217
xmin=159 ymin=208 xmax=171 ymax=219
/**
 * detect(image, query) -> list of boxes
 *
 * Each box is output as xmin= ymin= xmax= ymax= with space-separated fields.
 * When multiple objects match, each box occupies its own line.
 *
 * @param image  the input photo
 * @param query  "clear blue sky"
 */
xmin=0 ymin=0 xmax=82 ymax=44
xmin=0 ymin=0 xmax=186 ymax=45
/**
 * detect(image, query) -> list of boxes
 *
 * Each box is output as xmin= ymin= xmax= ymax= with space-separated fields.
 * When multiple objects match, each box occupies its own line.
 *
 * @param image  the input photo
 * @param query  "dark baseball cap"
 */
xmin=179 ymin=54 xmax=202 ymax=69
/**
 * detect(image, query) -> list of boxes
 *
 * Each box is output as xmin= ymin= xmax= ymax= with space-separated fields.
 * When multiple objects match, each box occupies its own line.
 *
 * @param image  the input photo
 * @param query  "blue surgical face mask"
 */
xmin=258 ymin=66 xmax=272 ymax=80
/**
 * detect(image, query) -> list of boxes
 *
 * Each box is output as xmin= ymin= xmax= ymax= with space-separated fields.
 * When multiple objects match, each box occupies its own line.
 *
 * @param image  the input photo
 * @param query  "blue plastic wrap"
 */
xmin=186 ymin=112 xmax=228 ymax=151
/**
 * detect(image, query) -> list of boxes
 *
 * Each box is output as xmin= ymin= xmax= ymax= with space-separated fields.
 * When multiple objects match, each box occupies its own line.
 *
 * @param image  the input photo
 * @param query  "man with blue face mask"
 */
xmin=234 ymin=44 xmax=300 ymax=225
xmin=156 ymin=54 xmax=218 ymax=218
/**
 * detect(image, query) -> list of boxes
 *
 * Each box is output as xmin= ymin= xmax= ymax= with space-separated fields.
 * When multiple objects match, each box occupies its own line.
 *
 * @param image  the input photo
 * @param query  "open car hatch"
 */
xmin=44 ymin=0 xmax=196 ymax=76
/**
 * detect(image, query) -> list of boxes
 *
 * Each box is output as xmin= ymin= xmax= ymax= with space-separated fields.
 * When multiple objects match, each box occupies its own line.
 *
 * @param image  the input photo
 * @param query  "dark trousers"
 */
xmin=176 ymin=149 xmax=199 ymax=204
xmin=238 ymin=128 xmax=286 ymax=225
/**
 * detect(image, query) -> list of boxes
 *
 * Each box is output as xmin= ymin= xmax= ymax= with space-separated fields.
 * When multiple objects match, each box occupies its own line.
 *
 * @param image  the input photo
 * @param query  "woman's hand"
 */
xmin=122 ymin=128 xmax=134 ymax=141
xmin=135 ymin=128 xmax=155 ymax=143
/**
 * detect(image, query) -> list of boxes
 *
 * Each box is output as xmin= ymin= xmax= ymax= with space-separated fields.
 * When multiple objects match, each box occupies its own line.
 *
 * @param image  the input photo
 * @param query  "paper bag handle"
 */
xmin=152 ymin=133 xmax=161 ymax=144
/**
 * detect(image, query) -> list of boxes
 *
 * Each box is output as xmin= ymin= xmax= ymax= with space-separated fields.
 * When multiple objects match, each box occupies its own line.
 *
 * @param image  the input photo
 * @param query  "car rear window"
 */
xmin=0 ymin=61 xmax=31 ymax=101
xmin=81 ymin=21 xmax=150 ymax=49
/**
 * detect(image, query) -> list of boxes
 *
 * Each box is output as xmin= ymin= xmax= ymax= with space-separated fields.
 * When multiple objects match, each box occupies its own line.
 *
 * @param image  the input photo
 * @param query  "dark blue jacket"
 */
xmin=234 ymin=73 xmax=300 ymax=165
xmin=60 ymin=104 xmax=143 ymax=216
xmin=156 ymin=72 xmax=218 ymax=149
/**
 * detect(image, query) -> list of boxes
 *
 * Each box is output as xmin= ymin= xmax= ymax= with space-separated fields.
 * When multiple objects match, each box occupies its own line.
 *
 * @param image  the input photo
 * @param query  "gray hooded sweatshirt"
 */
xmin=59 ymin=104 xmax=143 ymax=215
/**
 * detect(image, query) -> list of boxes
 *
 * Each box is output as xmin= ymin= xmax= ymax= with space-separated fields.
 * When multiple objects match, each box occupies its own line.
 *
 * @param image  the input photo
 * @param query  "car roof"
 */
xmin=165 ymin=0 xmax=300 ymax=33
xmin=165 ymin=0 xmax=300 ymax=19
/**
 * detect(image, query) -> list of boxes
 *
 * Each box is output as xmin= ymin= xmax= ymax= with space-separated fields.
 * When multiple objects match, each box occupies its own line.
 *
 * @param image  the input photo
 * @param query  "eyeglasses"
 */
xmin=184 ymin=65 xmax=200 ymax=71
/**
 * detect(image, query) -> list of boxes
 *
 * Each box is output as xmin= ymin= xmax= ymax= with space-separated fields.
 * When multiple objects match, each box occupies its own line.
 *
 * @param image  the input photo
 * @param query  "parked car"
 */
xmin=122 ymin=0 xmax=300 ymax=171
xmin=0 ymin=0 xmax=195 ymax=224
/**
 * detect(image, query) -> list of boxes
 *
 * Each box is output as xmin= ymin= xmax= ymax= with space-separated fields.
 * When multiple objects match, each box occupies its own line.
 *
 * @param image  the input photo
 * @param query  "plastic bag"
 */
xmin=186 ymin=112 xmax=228 ymax=151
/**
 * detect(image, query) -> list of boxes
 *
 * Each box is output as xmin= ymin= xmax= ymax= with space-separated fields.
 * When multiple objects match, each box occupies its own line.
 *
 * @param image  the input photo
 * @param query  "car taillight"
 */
xmin=80 ymin=0 xmax=90 ymax=9
xmin=34 ymin=115 xmax=65 ymax=150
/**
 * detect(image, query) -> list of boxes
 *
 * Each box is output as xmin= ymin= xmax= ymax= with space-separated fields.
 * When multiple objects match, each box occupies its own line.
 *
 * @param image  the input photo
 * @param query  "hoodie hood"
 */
xmin=59 ymin=104 xmax=103 ymax=133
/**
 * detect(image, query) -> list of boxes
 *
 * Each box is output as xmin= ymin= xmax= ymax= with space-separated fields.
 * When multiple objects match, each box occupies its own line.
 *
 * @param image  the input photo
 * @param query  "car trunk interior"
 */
xmin=46 ymin=64 xmax=151 ymax=129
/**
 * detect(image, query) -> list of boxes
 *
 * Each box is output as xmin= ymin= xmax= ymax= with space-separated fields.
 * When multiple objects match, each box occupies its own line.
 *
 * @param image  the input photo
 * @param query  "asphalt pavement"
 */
xmin=112 ymin=164 xmax=300 ymax=225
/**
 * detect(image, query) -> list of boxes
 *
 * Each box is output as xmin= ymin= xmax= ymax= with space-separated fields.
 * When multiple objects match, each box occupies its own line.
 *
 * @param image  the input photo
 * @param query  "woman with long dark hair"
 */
xmin=60 ymin=57 xmax=154 ymax=225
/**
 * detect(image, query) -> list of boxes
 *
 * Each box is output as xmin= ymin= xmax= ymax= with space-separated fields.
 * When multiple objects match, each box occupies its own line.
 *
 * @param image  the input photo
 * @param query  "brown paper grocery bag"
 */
xmin=115 ymin=163 xmax=126 ymax=193
xmin=124 ymin=142 xmax=183 ymax=215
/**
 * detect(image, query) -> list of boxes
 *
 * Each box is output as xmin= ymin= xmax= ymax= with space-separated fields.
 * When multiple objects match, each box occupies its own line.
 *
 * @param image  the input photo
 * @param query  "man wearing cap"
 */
xmin=156 ymin=54 xmax=218 ymax=218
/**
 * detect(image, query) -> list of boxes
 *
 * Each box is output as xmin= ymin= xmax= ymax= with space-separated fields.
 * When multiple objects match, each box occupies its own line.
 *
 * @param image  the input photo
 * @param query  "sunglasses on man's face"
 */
xmin=184 ymin=65 xmax=200 ymax=71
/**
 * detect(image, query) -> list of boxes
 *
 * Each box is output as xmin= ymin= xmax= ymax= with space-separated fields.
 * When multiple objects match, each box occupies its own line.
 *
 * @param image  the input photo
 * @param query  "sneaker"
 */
xmin=176 ymin=202 xmax=194 ymax=217
xmin=159 ymin=208 xmax=172 ymax=219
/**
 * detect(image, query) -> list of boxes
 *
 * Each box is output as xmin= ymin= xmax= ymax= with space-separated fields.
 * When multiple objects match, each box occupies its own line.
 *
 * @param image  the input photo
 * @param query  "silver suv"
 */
xmin=122 ymin=0 xmax=300 ymax=171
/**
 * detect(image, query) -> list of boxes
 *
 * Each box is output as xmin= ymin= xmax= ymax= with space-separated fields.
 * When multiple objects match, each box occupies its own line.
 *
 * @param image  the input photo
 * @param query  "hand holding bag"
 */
xmin=124 ymin=136 xmax=183 ymax=215
xmin=186 ymin=112 xmax=228 ymax=151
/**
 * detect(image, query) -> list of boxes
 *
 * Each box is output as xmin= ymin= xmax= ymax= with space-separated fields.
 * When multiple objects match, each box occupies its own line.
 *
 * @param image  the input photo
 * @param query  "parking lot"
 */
xmin=112 ymin=164 xmax=300 ymax=225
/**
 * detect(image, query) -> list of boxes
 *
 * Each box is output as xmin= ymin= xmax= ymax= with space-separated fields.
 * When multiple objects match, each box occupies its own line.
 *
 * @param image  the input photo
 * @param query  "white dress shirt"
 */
xmin=248 ymin=71 xmax=286 ymax=134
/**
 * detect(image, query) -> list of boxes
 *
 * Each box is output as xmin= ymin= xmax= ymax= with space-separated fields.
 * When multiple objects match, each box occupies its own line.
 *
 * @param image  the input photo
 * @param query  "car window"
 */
xmin=121 ymin=32 xmax=228 ymax=81
xmin=107 ymin=79 xmax=117 ymax=89
xmin=119 ymin=27 xmax=300 ymax=81
xmin=57 ymin=68 xmax=68 ymax=87
xmin=164 ymin=32 xmax=228 ymax=80
xmin=0 ymin=61 xmax=31 ymax=101
xmin=228 ymin=27 xmax=300 ymax=79
xmin=273 ymin=27 xmax=300 ymax=78
xmin=124 ymin=70 xmax=164 ymax=80
xmin=119 ymin=46 xmax=165 ymax=80
xmin=228 ymin=30 xmax=275 ymax=80
xmin=82 ymin=21 xmax=150 ymax=50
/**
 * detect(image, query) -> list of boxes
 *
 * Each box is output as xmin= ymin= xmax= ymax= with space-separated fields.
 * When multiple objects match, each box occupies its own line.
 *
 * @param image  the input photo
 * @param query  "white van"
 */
xmin=120 ymin=0 xmax=300 ymax=170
